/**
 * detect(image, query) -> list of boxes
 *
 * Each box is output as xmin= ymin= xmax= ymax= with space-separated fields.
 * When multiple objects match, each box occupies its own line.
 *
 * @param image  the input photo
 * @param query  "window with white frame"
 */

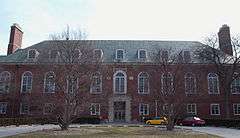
xmin=185 ymin=73 xmax=196 ymax=94
xmin=91 ymin=72 xmax=102 ymax=93
xmin=90 ymin=103 xmax=100 ymax=115
xmin=43 ymin=103 xmax=54 ymax=114
xmin=233 ymin=103 xmax=240 ymax=115
xmin=0 ymin=102 xmax=7 ymax=114
xmin=73 ymin=49 xmax=81 ymax=59
xmin=138 ymin=72 xmax=149 ymax=94
xmin=162 ymin=104 xmax=173 ymax=115
xmin=114 ymin=71 xmax=127 ymax=94
xmin=116 ymin=49 xmax=124 ymax=60
xmin=67 ymin=76 xmax=78 ymax=93
xmin=44 ymin=72 xmax=55 ymax=93
xmin=161 ymin=73 xmax=173 ymax=94
xmin=231 ymin=78 xmax=240 ymax=94
xmin=21 ymin=71 xmax=33 ymax=93
xmin=138 ymin=49 xmax=147 ymax=59
xmin=187 ymin=103 xmax=197 ymax=115
xmin=93 ymin=49 xmax=103 ymax=60
xmin=50 ymin=50 xmax=60 ymax=59
xmin=0 ymin=71 xmax=11 ymax=93
xmin=208 ymin=73 xmax=219 ymax=94
xmin=28 ymin=49 xmax=38 ymax=59
xmin=183 ymin=51 xmax=191 ymax=63
xmin=210 ymin=104 xmax=220 ymax=115
xmin=161 ymin=50 xmax=169 ymax=62
xmin=139 ymin=103 xmax=149 ymax=115
xmin=20 ymin=103 xmax=29 ymax=114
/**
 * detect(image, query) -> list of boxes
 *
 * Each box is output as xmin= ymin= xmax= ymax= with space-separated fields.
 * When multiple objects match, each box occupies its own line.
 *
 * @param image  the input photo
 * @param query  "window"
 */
xmin=161 ymin=50 xmax=169 ymax=62
xmin=162 ymin=104 xmax=173 ymax=115
xmin=28 ymin=49 xmax=37 ymax=59
xmin=43 ymin=103 xmax=54 ymax=114
xmin=0 ymin=102 xmax=7 ymax=114
xmin=21 ymin=71 xmax=33 ymax=93
xmin=90 ymin=103 xmax=100 ymax=115
xmin=183 ymin=51 xmax=191 ymax=63
xmin=208 ymin=73 xmax=219 ymax=94
xmin=185 ymin=73 xmax=196 ymax=94
xmin=93 ymin=49 xmax=103 ymax=60
xmin=113 ymin=71 xmax=127 ymax=94
xmin=138 ymin=72 xmax=149 ymax=94
xmin=187 ymin=104 xmax=197 ymax=115
xmin=139 ymin=103 xmax=149 ymax=115
xmin=20 ymin=103 xmax=29 ymax=114
xmin=73 ymin=49 xmax=81 ymax=59
xmin=50 ymin=50 xmax=59 ymax=59
xmin=210 ymin=104 xmax=220 ymax=115
xmin=138 ymin=49 xmax=147 ymax=59
xmin=67 ymin=77 xmax=78 ymax=93
xmin=90 ymin=72 xmax=102 ymax=93
xmin=233 ymin=104 xmax=240 ymax=115
xmin=161 ymin=73 xmax=173 ymax=94
xmin=0 ymin=71 xmax=11 ymax=93
xmin=231 ymin=78 xmax=240 ymax=94
xmin=44 ymin=72 xmax=55 ymax=93
xmin=116 ymin=49 xmax=125 ymax=60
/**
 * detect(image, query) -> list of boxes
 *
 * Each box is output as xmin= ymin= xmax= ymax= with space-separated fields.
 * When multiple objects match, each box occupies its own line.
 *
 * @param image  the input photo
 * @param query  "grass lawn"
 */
xmin=6 ymin=126 xmax=221 ymax=138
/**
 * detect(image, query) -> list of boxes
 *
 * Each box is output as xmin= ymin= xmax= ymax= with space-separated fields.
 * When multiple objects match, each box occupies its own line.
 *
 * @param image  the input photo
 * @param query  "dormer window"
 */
xmin=73 ymin=49 xmax=81 ymax=59
xmin=161 ymin=50 xmax=169 ymax=62
xmin=183 ymin=51 xmax=191 ymax=63
xmin=116 ymin=49 xmax=125 ymax=60
xmin=138 ymin=49 xmax=147 ymax=59
xmin=28 ymin=49 xmax=38 ymax=59
xmin=50 ymin=50 xmax=60 ymax=59
xmin=93 ymin=49 xmax=103 ymax=60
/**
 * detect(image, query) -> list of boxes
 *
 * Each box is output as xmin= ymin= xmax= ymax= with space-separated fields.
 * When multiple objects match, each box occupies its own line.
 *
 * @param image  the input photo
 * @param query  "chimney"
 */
xmin=218 ymin=24 xmax=233 ymax=56
xmin=7 ymin=23 xmax=23 ymax=55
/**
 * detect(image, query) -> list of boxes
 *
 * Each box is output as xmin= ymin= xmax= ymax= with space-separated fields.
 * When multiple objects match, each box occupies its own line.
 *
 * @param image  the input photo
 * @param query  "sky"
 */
xmin=1 ymin=0 xmax=240 ymax=55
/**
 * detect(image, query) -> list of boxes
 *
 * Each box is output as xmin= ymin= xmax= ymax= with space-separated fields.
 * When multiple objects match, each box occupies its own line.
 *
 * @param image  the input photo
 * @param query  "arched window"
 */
xmin=208 ymin=73 xmax=219 ymax=94
xmin=0 ymin=71 xmax=11 ymax=93
xmin=90 ymin=72 xmax=102 ymax=93
xmin=231 ymin=77 xmax=240 ymax=94
xmin=138 ymin=72 xmax=149 ymax=94
xmin=113 ymin=71 xmax=127 ymax=94
xmin=185 ymin=73 xmax=196 ymax=94
xmin=21 ymin=71 xmax=33 ymax=93
xmin=161 ymin=73 xmax=173 ymax=94
xmin=44 ymin=72 xmax=55 ymax=93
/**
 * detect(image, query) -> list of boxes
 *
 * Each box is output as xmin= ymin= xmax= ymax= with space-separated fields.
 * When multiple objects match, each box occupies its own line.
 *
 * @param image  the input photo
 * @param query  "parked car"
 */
xmin=177 ymin=117 xmax=205 ymax=126
xmin=145 ymin=117 xmax=168 ymax=125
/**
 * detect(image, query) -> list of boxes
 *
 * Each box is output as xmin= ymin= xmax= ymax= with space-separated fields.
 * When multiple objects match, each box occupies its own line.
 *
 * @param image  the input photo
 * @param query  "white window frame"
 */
xmin=20 ymin=103 xmax=29 ymax=115
xmin=44 ymin=71 xmax=56 ymax=93
xmin=208 ymin=73 xmax=220 ymax=94
xmin=185 ymin=73 xmax=196 ymax=94
xmin=113 ymin=70 xmax=127 ymax=94
xmin=0 ymin=102 xmax=7 ymax=114
xmin=210 ymin=104 xmax=220 ymax=115
xmin=115 ymin=49 xmax=125 ymax=60
xmin=43 ymin=103 xmax=54 ymax=115
xmin=233 ymin=103 xmax=240 ymax=115
xmin=90 ymin=72 xmax=102 ymax=94
xmin=162 ymin=103 xmax=174 ymax=115
xmin=0 ymin=71 xmax=11 ymax=93
xmin=187 ymin=103 xmax=197 ymax=115
xmin=231 ymin=78 xmax=240 ymax=94
xmin=139 ymin=103 xmax=149 ymax=116
xmin=138 ymin=72 xmax=149 ymax=94
xmin=21 ymin=71 xmax=33 ymax=93
xmin=90 ymin=103 xmax=100 ymax=115
xmin=161 ymin=72 xmax=174 ymax=94
xmin=93 ymin=49 xmax=103 ymax=60
xmin=138 ymin=49 xmax=147 ymax=60
xmin=27 ymin=49 xmax=38 ymax=59
xmin=66 ymin=77 xmax=79 ymax=94
xmin=49 ymin=50 xmax=60 ymax=60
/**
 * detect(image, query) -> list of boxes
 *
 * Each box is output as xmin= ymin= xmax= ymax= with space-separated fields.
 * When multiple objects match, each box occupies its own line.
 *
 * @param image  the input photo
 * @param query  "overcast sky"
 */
xmin=1 ymin=0 xmax=240 ymax=55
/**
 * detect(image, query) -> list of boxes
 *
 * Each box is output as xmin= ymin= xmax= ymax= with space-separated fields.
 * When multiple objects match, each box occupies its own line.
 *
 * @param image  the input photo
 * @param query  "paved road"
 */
xmin=182 ymin=126 xmax=240 ymax=138
xmin=0 ymin=125 xmax=59 ymax=137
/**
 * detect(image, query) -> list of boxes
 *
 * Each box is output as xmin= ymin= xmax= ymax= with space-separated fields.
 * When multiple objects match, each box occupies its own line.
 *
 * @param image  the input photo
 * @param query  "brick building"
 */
xmin=0 ymin=24 xmax=239 ymax=122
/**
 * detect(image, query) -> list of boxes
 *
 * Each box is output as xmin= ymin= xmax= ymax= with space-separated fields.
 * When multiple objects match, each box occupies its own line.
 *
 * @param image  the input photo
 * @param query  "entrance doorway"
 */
xmin=113 ymin=101 xmax=126 ymax=122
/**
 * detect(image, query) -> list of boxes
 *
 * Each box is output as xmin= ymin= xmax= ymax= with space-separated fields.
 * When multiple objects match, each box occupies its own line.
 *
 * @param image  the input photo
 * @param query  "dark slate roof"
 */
xmin=0 ymin=40 xmax=205 ymax=64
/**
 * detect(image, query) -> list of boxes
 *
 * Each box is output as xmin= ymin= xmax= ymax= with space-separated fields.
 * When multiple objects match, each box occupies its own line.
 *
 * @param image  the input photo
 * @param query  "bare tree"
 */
xmin=195 ymin=34 xmax=240 ymax=119
xmin=39 ymin=27 xmax=102 ymax=130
